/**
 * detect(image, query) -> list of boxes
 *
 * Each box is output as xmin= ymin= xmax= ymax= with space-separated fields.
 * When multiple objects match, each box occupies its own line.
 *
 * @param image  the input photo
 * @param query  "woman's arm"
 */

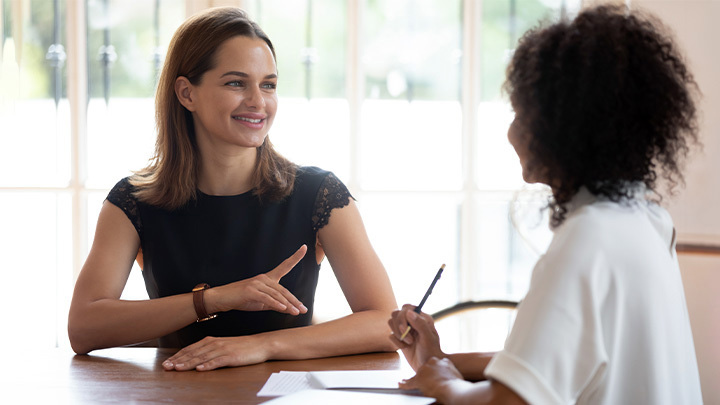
xmin=68 ymin=201 xmax=197 ymax=354
xmin=400 ymin=357 xmax=527 ymax=405
xmin=446 ymin=352 xmax=496 ymax=381
xmin=310 ymin=198 xmax=399 ymax=353
xmin=162 ymin=199 xmax=399 ymax=370
xmin=68 ymin=201 xmax=308 ymax=355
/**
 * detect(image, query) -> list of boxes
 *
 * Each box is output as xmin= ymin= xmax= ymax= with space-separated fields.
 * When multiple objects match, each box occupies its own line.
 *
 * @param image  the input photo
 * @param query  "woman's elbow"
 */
xmin=70 ymin=342 xmax=92 ymax=355
xmin=68 ymin=330 xmax=93 ymax=355
xmin=67 ymin=312 xmax=96 ymax=355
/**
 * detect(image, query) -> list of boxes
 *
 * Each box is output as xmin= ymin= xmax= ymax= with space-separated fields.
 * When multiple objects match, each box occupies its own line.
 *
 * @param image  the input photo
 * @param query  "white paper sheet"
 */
xmin=259 ymin=389 xmax=435 ymax=405
xmin=307 ymin=369 xmax=405 ymax=389
xmin=257 ymin=371 xmax=314 ymax=396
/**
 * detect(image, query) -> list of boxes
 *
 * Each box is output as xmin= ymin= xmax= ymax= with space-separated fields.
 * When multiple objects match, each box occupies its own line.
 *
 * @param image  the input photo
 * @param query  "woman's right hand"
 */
xmin=388 ymin=304 xmax=446 ymax=371
xmin=205 ymin=245 xmax=308 ymax=315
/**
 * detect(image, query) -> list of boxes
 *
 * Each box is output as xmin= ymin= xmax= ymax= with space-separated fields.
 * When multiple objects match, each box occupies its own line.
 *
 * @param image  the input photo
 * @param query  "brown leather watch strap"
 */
xmin=192 ymin=283 xmax=217 ymax=322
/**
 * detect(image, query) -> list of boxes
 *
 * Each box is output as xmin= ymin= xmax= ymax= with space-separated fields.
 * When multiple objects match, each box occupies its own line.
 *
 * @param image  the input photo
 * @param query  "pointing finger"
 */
xmin=267 ymin=245 xmax=307 ymax=281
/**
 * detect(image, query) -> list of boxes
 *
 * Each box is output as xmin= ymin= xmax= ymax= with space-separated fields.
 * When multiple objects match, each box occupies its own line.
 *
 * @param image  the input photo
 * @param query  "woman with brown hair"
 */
xmin=68 ymin=7 xmax=397 ymax=371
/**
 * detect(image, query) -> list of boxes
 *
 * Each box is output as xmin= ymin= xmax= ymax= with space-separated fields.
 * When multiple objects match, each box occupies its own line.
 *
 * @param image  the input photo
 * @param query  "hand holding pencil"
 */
xmin=388 ymin=264 xmax=447 ymax=371
xmin=399 ymin=264 xmax=445 ymax=340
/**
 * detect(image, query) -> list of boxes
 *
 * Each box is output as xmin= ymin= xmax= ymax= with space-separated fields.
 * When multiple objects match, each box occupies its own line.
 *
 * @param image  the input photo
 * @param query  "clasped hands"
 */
xmin=163 ymin=245 xmax=307 ymax=371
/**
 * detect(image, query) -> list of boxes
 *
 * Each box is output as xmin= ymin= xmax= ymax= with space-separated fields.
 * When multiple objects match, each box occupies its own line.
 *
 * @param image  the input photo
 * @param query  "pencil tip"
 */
xmin=440 ymin=264 xmax=446 ymax=269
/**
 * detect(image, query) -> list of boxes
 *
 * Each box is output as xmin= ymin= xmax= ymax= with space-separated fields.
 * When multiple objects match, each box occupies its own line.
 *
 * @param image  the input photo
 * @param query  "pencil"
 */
xmin=399 ymin=264 xmax=445 ymax=341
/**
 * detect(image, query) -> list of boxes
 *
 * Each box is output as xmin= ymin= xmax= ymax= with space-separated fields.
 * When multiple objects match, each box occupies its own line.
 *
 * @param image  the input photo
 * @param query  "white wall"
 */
xmin=631 ymin=1 xmax=720 ymax=403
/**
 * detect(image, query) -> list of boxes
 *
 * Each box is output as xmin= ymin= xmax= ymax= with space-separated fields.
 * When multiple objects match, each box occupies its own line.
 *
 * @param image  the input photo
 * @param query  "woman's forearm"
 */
xmin=447 ymin=352 xmax=496 ymax=381
xmin=68 ymin=294 xmax=197 ymax=354
xmin=71 ymin=299 xmax=394 ymax=363
xmin=259 ymin=309 xmax=396 ymax=361
xmin=435 ymin=380 xmax=525 ymax=405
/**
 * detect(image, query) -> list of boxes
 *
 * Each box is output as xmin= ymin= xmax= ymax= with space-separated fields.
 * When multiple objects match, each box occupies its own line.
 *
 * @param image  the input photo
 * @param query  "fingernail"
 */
xmin=163 ymin=361 xmax=173 ymax=368
xmin=300 ymin=304 xmax=308 ymax=312
xmin=175 ymin=363 xmax=184 ymax=368
xmin=197 ymin=364 xmax=205 ymax=370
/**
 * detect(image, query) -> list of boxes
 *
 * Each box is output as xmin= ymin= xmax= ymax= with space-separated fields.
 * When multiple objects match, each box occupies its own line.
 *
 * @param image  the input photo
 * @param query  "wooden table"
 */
xmin=3 ymin=347 xmax=408 ymax=404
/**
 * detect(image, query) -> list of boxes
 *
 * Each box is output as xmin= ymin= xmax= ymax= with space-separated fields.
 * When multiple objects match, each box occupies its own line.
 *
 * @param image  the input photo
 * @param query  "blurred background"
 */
xmin=1 ymin=1 xmax=718 ymax=401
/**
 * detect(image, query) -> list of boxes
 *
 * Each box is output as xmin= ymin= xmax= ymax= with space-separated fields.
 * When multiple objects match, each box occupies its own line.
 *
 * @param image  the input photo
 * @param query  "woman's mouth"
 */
xmin=232 ymin=114 xmax=267 ymax=129
xmin=233 ymin=116 xmax=264 ymax=124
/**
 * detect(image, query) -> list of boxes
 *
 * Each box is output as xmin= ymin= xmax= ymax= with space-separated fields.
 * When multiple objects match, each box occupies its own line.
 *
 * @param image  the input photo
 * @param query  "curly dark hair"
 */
xmin=504 ymin=4 xmax=699 ymax=226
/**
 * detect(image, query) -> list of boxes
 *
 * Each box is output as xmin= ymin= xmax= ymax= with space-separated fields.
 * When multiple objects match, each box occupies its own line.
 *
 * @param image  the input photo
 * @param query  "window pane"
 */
xmin=358 ymin=193 xmax=461 ymax=315
xmin=86 ymin=98 xmax=156 ymax=188
xmin=435 ymin=307 xmax=517 ymax=353
xmin=475 ymin=101 xmax=521 ymax=190
xmin=480 ymin=0 xmax=580 ymax=102
xmin=309 ymin=0 xmax=346 ymax=99
xmin=271 ymin=98 xmax=350 ymax=179
xmin=475 ymin=1 xmax=583 ymax=188
xmin=251 ymin=1 xmax=350 ymax=180
xmin=87 ymin=0 xmax=182 ymax=99
xmin=252 ymin=0 xmax=307 ymax=98
xmin=85 ymin=0 xmax=184 ymax=188
xmin=0 ymin=191 xmax=72 ymax=348
xmin=0 ymin=100 xmax=71 ymax=186
xmin=359 ymin=100 xmax=462 ymax=191
xmin=470 ymin=191 xmax=552 ymax=301
xmin=364 ymin=0 xmax=461 ymax=101
xmin=0 ymin=1 xmax=70 ymax=187
xmin=254 ymin=0 xmax=346 ymax=99
xmin=5 ymin=0 xmax=66 ymax=100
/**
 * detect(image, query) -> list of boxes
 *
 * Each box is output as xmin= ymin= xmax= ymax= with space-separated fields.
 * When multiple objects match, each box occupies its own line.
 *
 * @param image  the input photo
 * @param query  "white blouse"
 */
xmin=485 ymin=188 xmax=702 ymax=404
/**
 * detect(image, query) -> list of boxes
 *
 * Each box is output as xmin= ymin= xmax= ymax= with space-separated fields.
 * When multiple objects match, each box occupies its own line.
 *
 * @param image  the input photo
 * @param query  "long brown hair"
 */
xmin=131 ymin=7 xmax=296 ymax=209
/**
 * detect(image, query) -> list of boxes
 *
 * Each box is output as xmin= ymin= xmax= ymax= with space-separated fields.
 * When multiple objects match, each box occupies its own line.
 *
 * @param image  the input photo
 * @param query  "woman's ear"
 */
xmin=175 ymin=76 xmax=195 ymax=111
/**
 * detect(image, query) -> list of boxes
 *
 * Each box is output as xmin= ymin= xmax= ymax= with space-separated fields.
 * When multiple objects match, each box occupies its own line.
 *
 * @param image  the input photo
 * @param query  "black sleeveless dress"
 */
xmin=106 ymin=166 xmax=353 ymax=347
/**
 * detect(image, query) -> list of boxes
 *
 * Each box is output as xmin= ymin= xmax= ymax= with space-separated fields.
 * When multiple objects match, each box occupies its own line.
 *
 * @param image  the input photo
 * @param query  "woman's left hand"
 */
xmin=399 ymin=357 xmax=467 ymax=400
xmin=162 ymin=335 xmax=266 ymax=371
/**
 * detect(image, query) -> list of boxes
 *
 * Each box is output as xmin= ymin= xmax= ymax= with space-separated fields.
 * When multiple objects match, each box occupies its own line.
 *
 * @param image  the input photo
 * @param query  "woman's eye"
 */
xmin=226 ymin=81 xmax=244 ymax=87
xmin=262 ymin=82 xmax=277 ymax=90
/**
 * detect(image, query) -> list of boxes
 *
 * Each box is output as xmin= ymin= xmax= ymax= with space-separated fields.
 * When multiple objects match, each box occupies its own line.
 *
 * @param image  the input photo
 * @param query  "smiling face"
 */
xmin=175 ymin=35 xmax=278 ymax=152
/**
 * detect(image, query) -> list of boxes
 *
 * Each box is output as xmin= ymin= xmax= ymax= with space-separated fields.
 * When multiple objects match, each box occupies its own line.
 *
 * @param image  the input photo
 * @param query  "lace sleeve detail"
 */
xmin=311 ymin=173 xmax=355 ymax=232
xmin=106 ymin=178 xmax=143 ymax=240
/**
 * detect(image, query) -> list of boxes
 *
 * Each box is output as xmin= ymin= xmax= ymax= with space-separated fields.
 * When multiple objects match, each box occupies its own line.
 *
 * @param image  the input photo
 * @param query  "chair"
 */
xmin=432 ymin=300 xmax=519 ymax=321
xmin=431 ymin=300 xmax=519 ymax=353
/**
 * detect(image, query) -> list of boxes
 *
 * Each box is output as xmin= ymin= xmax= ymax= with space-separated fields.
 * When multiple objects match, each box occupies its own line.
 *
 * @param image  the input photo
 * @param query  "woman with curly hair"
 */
xmin=388 ymin=4 xmax=703 ymax=404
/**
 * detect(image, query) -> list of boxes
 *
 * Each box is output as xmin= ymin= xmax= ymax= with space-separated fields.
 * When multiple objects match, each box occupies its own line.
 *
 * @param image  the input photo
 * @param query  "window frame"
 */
xmin=0 ymin=0 xmax=572 ymax=349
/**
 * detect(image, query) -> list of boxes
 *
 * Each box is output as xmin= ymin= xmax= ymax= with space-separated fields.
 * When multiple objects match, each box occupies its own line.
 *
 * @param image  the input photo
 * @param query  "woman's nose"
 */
xmin=244 ymin=86 xmax=266 ymax=109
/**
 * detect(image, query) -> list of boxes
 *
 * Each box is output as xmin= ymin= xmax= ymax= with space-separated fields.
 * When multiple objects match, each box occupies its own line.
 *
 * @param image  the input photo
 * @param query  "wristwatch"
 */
xmin=192 ymin=283 xmax=218 ymax=322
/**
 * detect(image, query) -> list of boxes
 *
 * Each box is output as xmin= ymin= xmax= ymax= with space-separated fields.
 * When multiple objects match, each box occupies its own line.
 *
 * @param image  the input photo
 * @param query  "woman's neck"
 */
xmin=197 ymin=146 xmax=258 ymax=196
